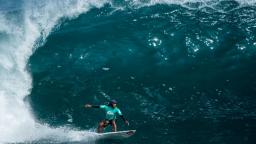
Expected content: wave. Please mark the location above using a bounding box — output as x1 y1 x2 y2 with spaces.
0 0 255 143
0 0 107 143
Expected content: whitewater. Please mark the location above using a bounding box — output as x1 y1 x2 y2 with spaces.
0 0 109 143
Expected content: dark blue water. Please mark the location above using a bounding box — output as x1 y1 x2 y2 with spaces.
1 0 256 143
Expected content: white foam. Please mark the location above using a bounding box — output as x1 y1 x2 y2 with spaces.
128 0 256 10
0 0 107 143
147 0 256 6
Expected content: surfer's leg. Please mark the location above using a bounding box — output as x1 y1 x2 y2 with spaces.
97 121 105 133
111 120 117 132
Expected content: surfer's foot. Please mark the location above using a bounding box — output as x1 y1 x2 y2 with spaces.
97 126 104 133
111 128 117 132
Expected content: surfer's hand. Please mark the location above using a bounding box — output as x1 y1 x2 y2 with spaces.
84 104 92 108
125 120 129 126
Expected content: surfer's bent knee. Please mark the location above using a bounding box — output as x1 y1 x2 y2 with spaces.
99 121 105 127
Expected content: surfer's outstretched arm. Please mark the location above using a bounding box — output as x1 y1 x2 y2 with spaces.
84 104 100 108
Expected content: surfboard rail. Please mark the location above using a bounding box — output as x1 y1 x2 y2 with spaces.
97 130 136 139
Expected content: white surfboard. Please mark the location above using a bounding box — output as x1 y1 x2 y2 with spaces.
97 130 136 140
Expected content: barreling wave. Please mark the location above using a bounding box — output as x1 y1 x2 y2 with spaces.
0 0 255 143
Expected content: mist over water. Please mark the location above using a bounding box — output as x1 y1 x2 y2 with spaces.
0 0 256 143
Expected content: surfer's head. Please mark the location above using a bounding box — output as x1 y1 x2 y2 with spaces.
109 99 117 107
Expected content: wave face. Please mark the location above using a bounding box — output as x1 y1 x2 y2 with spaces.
1 0 256 143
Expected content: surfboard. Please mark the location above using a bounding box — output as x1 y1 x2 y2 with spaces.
97 130 136 139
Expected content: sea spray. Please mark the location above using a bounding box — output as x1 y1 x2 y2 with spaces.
0 0 107 143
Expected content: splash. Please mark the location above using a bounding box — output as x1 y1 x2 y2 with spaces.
0 0 107 143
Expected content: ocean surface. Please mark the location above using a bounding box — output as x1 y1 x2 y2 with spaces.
0 0 256 143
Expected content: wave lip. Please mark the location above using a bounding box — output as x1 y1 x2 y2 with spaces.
0 0 106 143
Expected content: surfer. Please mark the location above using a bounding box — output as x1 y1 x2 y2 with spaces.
85 99 129 133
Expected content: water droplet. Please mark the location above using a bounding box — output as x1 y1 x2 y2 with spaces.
148 36 162 47
102 67 110 71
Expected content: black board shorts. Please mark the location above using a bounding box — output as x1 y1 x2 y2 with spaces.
103 119 115 127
